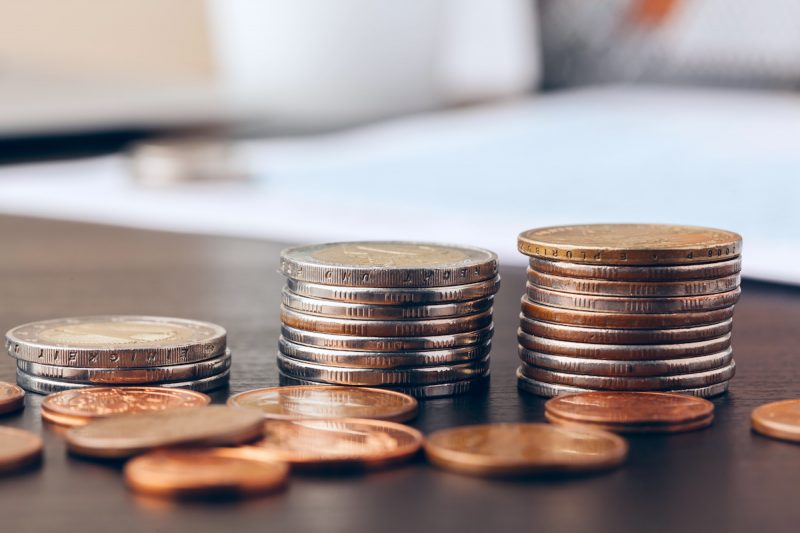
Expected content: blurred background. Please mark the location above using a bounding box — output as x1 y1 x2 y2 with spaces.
0 0 798 282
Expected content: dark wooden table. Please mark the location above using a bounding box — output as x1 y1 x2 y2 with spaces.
1 214 799 533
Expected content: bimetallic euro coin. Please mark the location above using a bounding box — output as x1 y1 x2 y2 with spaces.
528 256 742 281
0 382 25 415
0 427 43 474
16 368 230 395
751 400 800 443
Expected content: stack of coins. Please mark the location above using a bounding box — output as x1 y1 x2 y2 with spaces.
515 224 742 398
5 316 230 394
277 242 498 398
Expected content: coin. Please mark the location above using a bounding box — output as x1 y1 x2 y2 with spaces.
526 285 741 314
66 406 264 459
282 289 494 320
518 224 742 265
6 316 226 367
528 256 742 281
286 276 501 305
527 269 740 297
517 330 732 359
281 242 498 287
277 353 489 386
0 427 43 474
278 374 490 399
228 385 418 422
516 368 731 398
17 350 231 385
519 315 733 344
41 387 211 427
248 418 423 471
546 411 714 434
16 368 230 395
751 400 800 443
278 337 491 368
520 361 736 391
281 324 494 352
521 299 736 329
124 448 289 499
280 307 493 337
425 423 627 477
519 346 733 377
0 382 25 415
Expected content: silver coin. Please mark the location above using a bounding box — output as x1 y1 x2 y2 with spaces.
17 350 231 385
280 241 498 287
517 330 732 360
518 346 733 377
16 368 230 395
519 315 733 344
516 368 730 398
526 285 741 314
6 315 226 367
280 324 494 352
286 276 501 305
519 361 735 391
279 337 491 368
278 373 490 398
528 256 742 281
276 353 490 386
281 289 494 320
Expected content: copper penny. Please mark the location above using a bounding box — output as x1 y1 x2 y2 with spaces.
0 427 43 474
546 411 714 434
41 387 211 427
124 447 289 499
227 386 418 422
249 418 423 471
528 256 742 281
518 224 742 265
0 382 25 415
425 423 627 477
751 400 800 443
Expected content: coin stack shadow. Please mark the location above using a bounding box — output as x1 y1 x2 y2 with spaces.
515 225 742 398
276 242 499 398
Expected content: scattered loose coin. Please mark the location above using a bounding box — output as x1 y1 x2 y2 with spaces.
751 400 800 443
41 387 211 427
124 448 289 499
16 368 230 395
546 411 714 434
0 382 25 415
425 423 627 477
66 405 264 459
0 427 43 474
528 256 742 281
278 374 491 399
227 385 418 422
249 418 423 471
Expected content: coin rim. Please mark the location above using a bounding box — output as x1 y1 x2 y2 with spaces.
528 256 742 281
545 411 714 434
0 381 25 415
16 368 231 395
751 400 800 443
544 391 714 425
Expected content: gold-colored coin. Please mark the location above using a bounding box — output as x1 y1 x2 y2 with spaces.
66 406 264 459
0 381 25 415
0 427 43 474
124 447 289 499
41 387 211 427
425 423 627 477
248 418 423 471
751 400 800 443
518 224 741 265
227 386 418 422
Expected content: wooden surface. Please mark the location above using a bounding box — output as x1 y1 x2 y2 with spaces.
1 214 799 533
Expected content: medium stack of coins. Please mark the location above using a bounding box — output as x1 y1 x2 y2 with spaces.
515 224 742 398
277 242 498 398
5 316 230 394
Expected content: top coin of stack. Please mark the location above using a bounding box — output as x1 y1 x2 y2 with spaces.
5 316 230 394
277 242 499 398
515 224 742 398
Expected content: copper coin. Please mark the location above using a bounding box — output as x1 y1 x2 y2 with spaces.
751 400 800 443
517 330 732 360
66 406 264 459
41 387 211 427
124 447 289 499
528 256 742 281
0 382 25 415
518 224 742 265
249 418 423 471
278 374 490 399
521 299 735 329
425 423 627 477
0 427 43 474
227 386 418 422
545 411 714 434
519 315 733 344
527 269 740 297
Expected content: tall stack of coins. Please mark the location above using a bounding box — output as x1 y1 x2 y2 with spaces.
515 224 742 398
5 316 230 394
277 242 498 398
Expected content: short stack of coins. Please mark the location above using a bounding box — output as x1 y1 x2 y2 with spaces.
515 224 742 398
277 242 498 398
5 316 230 394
